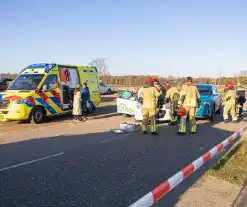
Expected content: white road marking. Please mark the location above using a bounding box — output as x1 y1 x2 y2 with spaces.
0 152 64 172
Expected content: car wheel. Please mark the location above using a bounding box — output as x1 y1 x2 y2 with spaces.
31 107 46 124
216 105 221 114
107 89 112 94
209 107 215 122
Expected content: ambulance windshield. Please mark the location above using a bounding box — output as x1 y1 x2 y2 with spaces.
8 74 45 90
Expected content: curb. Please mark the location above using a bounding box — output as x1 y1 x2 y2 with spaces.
232 177 247 207
129 124 247 207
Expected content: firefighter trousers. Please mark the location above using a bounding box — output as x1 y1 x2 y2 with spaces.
170 100 178 123
179 106 196 133
223 104 237 121
142 108 157 133
237 96 246 116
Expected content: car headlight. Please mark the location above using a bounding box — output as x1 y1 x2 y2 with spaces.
15 98 29 104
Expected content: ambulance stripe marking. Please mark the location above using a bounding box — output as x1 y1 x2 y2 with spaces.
50 97 61 108
35 98 56 114
25 102 35 107
49 90 61 103
3 95 16 100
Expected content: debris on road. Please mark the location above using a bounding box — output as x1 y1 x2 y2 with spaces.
120 122 140 132
111 129 125 134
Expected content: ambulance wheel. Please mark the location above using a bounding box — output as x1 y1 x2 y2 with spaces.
31 107 46 124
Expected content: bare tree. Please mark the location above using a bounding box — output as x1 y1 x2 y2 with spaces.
89 58 109 76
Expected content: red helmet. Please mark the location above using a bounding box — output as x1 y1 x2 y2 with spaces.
176 106 186 117
225 82 234 89
146 77 153 84
153 78 159 82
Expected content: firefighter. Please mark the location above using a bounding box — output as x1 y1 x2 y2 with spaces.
236 81 246 117
165 84 180 125
164 81 170 92
223 82 238 123
153 78 165 119
139 77 160 135
178 77 200 133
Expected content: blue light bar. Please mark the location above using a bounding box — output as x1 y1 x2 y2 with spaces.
21 63 56 73
44 63 56 73
27 63 49 69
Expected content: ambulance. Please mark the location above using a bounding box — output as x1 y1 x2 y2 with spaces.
0 63 101 123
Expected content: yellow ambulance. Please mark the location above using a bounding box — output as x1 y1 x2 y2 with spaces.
0 63 101 123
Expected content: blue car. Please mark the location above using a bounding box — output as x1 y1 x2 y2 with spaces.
195 84 222 121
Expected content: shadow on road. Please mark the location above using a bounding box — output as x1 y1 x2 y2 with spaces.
101 95 117 102
0 104 117 130
0 114 244 207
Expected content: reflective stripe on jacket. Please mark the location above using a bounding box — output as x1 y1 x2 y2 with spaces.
224 89 237 105
139 85 160 109
166 87 180 101
179 83 200 107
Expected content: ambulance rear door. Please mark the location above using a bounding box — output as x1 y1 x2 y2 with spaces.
79 68 100 106
58 65 80 110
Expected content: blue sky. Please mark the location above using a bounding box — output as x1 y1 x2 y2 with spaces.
1 0 247 77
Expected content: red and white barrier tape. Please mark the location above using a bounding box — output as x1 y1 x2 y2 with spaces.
129 124 247 207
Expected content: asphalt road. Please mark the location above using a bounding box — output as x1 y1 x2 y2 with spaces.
0 95 245 207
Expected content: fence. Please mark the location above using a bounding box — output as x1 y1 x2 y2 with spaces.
100 76 247 86
1 73 247 87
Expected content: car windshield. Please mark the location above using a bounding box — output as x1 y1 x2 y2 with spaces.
196 85 212 95
8 74 44 90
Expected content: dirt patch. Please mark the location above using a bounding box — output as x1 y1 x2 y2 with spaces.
206 137 247 186
176 176 241 207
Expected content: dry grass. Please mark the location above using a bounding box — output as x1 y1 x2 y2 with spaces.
206 137 247 185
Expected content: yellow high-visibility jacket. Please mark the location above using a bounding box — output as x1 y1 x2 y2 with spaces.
139 85 160 109
224 89 237 106
166 87 180 101
179 83 200 107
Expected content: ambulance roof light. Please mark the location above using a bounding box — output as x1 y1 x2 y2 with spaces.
20 63 56 73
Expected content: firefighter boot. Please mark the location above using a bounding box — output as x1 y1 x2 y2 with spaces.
150 116 158 135
169 116 178 125
142 115 149 134
178 116 187 134
189 116 197 133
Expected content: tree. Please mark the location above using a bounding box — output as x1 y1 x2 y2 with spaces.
89 58 110 76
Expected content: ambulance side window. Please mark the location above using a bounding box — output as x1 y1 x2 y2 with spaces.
41 74 58 92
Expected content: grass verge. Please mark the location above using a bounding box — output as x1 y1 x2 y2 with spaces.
206 137 247 185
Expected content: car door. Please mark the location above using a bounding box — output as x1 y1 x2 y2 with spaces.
212 86 220 111
39 74 62 115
